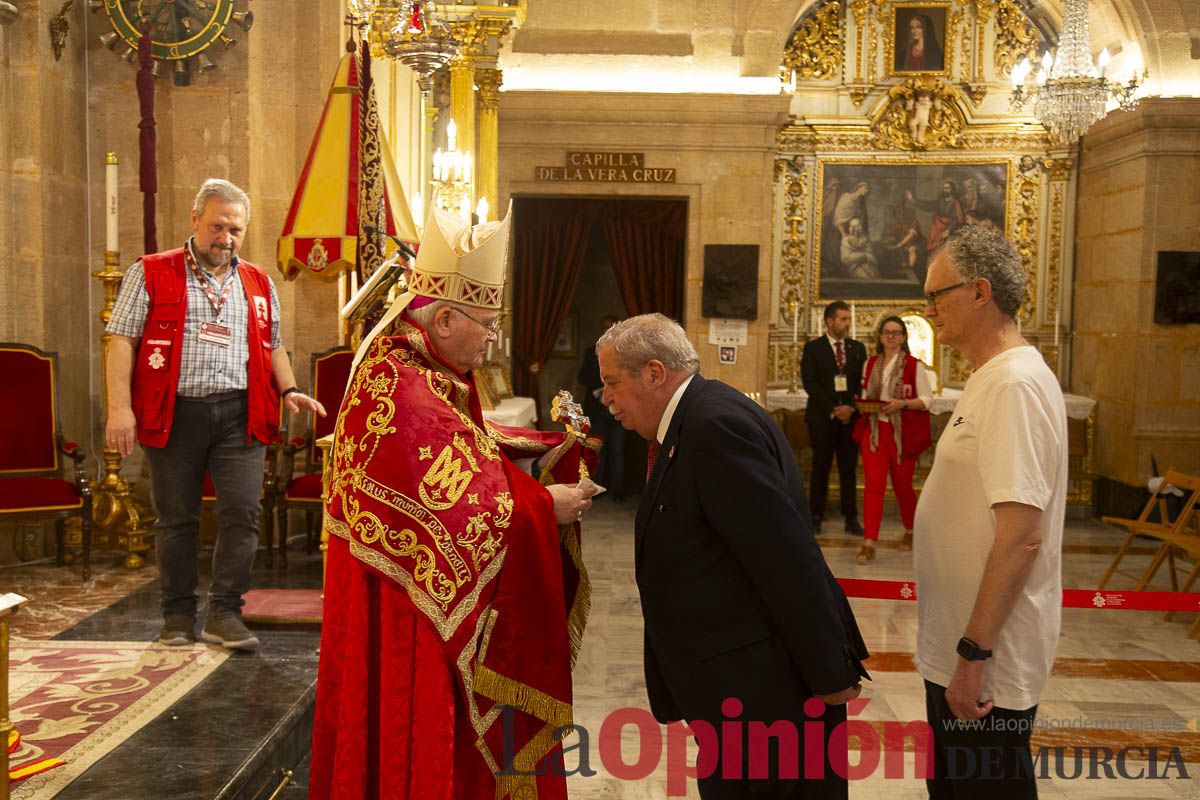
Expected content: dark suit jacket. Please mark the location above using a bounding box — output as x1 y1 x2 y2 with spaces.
801 335 868 425
576 344 608 422
635 375 869 725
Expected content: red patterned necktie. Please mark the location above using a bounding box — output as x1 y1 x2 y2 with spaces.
834 340 846 372
645 440 661 482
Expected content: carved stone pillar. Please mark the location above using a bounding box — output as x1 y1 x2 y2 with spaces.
475 68 502 216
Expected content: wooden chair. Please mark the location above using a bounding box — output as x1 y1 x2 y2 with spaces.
199 402 285 566
276 347 354 567
1150 512 1200 625
0 344 93 579
1097 469 1200 591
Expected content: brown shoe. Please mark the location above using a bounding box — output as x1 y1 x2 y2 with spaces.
855 543 875 564
899 532 913 551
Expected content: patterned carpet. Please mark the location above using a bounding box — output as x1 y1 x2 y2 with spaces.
8 640 229 799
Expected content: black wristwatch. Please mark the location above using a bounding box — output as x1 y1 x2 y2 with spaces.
956 636 992 661
281 387 301 399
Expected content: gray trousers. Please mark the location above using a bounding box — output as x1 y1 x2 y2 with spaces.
144 391 264 618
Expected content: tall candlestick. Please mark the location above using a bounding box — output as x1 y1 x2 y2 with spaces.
505 339 511 359
850 301 857 340
792 304 798 343
105 152 119 253
1054 309 1060 348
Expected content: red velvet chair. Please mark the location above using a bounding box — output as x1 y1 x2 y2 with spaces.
200 402 286 565
0 344 93 579
276 347 354 567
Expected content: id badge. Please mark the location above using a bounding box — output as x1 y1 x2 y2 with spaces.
834 374 849 392
198 321 232 348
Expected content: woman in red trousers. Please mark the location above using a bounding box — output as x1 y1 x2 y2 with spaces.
855 316 932 563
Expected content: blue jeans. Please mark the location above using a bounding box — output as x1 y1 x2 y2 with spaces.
144 391 265 618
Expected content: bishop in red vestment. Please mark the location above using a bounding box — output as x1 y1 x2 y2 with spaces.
310 202 597 800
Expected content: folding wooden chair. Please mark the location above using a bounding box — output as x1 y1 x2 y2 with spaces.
1150 514 1200 626
1097 469 1200 591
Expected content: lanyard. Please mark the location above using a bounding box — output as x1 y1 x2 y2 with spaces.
185 243 236 317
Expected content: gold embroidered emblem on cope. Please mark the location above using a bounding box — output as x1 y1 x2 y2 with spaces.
420 433 481 510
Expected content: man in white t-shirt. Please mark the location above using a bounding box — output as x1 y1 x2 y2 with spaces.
914 226 1067 799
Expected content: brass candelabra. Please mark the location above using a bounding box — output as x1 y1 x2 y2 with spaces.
90 248 155 568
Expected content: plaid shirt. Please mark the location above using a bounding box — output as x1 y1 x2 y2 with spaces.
106 239 284 398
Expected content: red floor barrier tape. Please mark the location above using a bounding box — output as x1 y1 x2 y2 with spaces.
837 578 1200 612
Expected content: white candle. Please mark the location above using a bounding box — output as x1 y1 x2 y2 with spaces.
1054 309 1060 348
505 339 511 358
792 305 798 344
487 342 493 362
105 153 119 252
850 302 857 340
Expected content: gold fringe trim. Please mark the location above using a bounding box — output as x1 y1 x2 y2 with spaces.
558 524 591 669
494 721 566 800
475 665 573 728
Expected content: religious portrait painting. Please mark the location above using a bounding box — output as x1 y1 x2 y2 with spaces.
815 160 1009 302
890 3 950 75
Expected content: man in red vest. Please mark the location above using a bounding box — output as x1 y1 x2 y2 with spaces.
104 178 325 651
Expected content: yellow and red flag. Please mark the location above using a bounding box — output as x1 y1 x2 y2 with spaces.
276 49 418 282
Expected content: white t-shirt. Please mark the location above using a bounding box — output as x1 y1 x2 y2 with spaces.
913 346 1067 710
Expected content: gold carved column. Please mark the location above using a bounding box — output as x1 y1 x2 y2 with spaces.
448 20 482 207
475 67 502 216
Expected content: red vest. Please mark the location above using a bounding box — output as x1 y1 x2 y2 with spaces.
132 248 280 448
863 353 933 459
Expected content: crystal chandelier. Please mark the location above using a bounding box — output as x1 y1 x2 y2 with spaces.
1009 0 1144 145
350 0 460 94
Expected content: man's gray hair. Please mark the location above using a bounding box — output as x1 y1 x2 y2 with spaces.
596 313 700 376
406 299 449 329
406 299 476 330
193 178 251 223
939 225 1025 317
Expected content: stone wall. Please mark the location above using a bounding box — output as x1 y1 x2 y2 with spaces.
498 90 791 410
1073 98 1200 488
0 1 90 447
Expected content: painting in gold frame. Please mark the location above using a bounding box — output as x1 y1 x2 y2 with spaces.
814 159 1010 304
887 3 952 77
479 364 514 401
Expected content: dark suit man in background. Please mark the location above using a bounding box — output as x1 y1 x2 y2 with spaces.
597 313 869 799
802 301 867 533
578 315 625 498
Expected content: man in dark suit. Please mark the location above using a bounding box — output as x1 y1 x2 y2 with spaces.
802 301 867 534
597 313 869 799
578 315 625 498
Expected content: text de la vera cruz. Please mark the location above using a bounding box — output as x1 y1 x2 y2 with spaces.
536 152 676 184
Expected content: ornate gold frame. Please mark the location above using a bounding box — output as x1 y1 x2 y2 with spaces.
886 2 954 78
782 1 844 81
812 157 1014 307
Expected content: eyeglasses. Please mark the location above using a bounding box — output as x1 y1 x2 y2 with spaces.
924 281 968 307
450 306 504 336
880 329 906 337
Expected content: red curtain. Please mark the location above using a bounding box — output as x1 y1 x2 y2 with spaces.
511 200 593 398
599 199 686 320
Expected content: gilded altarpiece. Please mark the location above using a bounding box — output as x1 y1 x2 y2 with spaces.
772 0 1075 392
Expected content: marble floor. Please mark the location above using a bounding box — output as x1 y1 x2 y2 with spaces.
1 545 323 800
4 501 1197 799
564 497 1200 799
